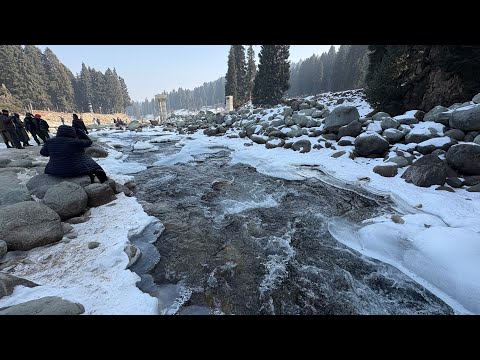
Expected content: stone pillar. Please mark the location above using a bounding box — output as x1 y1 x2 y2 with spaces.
225 96 233 112
155 94 168 123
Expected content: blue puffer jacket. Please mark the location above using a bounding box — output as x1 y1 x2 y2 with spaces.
40 125 103 177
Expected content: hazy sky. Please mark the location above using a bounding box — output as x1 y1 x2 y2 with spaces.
38 45 336 102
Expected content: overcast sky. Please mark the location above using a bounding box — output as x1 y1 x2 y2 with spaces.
38 45 337 102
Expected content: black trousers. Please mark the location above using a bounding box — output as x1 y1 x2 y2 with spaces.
29 130 41 145
88 170 108 183
6 129 22 148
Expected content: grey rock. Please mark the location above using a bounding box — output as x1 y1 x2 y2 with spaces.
203 127 219 136
424 106 449 122
373 164 398 177
446 144 480 175
0 202 63 251
124 244 141 269
391 214 405 224
88 242 100 249
298 108 315 117
388 156 409 168
372 112 390 120
0 189 33 205
84 183 117 208
26 174 91 193
291 140 311 153
0 296 85 315
306 119 320 128
270 119 285 127
127 120 141 131
268 130 287 139
250 135 268 144
466 183 480 192
473 93 480 104
449 105 480 131
238 131 246 138
0 240 6 258
322 134 338 141
417 137 457 155
324 106 360 133
265 139 285 149
331 151 346 158
444 129 465 141
354 133 390 157
380 117 400 130
85 146 108 158
62 223 74 235
401 154 449 187
338 120 362 138
299 103 310 110
311 110 324 118
42 182 88 220
464 131 480 142
446 177 464 188
313 144 323 150
8 159 33 168
0 273 38 299
383 129 406 144
338 138 354 146
463 175 480 186
474 135 480 145
0 159 11 167
292 114 308 127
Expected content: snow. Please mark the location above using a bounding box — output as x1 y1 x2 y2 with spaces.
0 194 160 315
328 214 480 314
394 110 418 120
366 121 382 133
132 141 158 151
410 121 445 136
444 103 479 114
266 138 283 146
417 136 452 147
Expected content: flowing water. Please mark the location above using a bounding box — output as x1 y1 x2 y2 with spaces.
106 131 453 315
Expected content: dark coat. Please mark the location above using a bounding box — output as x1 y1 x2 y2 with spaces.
72 118 88 137
1 114 16 131
12 116 29 143
40 125 103 177
24 115 38 132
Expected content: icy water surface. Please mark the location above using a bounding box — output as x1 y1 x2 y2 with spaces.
103 130 453 315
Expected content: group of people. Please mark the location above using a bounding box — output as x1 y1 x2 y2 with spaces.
0 110 49 149
0 110 108 183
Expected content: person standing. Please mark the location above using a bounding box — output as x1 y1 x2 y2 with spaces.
1 109 23 149
12 113 32 147
23 112 41 145
0 111 13 148
72 113 88 137
35 114 50 141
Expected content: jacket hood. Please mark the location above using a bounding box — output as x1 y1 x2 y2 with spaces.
56 125 77 138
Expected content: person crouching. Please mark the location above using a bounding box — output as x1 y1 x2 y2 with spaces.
40 125 108 183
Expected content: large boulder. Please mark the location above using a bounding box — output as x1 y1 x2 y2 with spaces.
423 105 449 122
26 174 91 194
42 182 88 220
85 145 108 158
446 144 480 175
0 296 85 315
449 105 480 132
380 117 400 130
354 132 390 157
401 154 449 187
474 135 480 145
0 273 38 299
405 122 444 144
372 112 390 120
0 189 32 206
324 106 360 133
127 120 141 131
383 129 405 144
292 114 308 127
473 93 480 104
338 120 362 138
84 183 117 207
0 202 63 250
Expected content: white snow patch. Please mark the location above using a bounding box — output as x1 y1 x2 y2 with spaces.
410 122 444 136
417 136 452 147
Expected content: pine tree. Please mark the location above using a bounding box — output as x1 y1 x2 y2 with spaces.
78 63 93 112
118 76 131 110
42 47 75 112
225 46 237 105
246 45 256 102
233 45 247 107
252 45 290 106
23 45 52 109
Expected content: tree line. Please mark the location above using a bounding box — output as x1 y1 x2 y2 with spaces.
0 45 131 114
287 45 369 97
126 77 225 117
